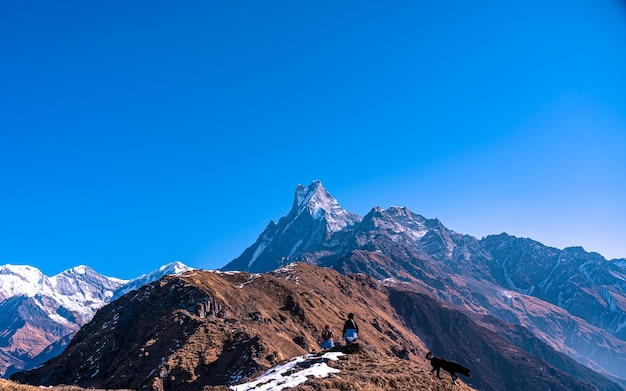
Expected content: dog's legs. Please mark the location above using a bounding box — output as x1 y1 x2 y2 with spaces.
451 373 458 384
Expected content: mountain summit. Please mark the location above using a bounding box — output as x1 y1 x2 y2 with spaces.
292 180 361 233
223 181 361 272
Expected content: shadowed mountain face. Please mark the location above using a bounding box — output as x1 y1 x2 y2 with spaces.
11 264 615 391
388 288 621 391
481 234 626 340
221 181 626 384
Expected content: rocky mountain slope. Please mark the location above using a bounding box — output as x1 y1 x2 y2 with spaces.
481 233 626 340
221 181 626 385
12 264 618 391
0 261 191 377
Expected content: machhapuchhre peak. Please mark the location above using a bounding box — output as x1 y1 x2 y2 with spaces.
3 181 626 391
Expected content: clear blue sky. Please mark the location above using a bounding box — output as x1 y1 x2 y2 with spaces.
2 1 625 279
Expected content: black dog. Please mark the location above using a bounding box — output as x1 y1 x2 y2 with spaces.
426 351 471 384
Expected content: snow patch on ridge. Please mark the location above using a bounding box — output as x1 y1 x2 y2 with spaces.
250 241 269 268
230 351 343 391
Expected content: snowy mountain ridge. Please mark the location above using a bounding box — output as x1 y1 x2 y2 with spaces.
0 264 126 325
0 261 193 377
112 261 193 300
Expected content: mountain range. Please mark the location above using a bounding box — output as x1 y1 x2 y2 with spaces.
11 264 618 391
221 180 626 386
0 261 192 377
4 180 626 390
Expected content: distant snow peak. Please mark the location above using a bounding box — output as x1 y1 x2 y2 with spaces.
0 264 45 283
0 264 48 299
111 261 194 300
158 261 191 275
293 180 361 232
295 180 323 209
0 261 195 376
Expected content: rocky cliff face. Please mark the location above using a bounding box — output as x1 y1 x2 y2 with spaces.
222 181 626 384
12 264 613 391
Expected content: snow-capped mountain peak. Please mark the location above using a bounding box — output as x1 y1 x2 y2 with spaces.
291 180 361 232
111 261 193 300
222 181 364 272
294 180 323 209
363 206 431 242
0 264 48 299
157 260 191 275
47 265 128 323
0 261 193 376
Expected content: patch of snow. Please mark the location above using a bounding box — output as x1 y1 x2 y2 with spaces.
249 241 269 268
230 352 343 391
288 239 303 258
502 258 520 292
214 270 245 275
609 270 626 281
48 313 76 327
238 274 261 289
498 290 514 306
579 260 595 281
73 266 87 275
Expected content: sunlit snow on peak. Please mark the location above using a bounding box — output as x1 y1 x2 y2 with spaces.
293 181 361 232
73 265 87 274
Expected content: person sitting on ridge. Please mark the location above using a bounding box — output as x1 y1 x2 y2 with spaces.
320 324 334 349
342 313 359 344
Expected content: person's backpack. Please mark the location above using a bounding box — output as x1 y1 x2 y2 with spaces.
322 329 332 340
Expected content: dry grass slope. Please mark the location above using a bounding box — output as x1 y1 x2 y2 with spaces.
289 345 477 391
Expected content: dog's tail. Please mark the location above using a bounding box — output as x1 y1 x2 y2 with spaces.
425 351 433 360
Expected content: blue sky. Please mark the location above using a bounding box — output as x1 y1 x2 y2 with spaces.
1 1 625 279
